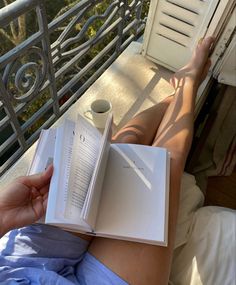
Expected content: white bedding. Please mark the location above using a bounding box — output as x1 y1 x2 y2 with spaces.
170 173 236 285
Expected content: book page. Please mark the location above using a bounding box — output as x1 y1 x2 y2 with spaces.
95 144 170 245
64 115 102 222
46 120 76 222
82 113 113 229
28 128 56 175
28 128 56 224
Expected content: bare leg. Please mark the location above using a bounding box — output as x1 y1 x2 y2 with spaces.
89 37 214 285
112 96 173 145
153 37 213 170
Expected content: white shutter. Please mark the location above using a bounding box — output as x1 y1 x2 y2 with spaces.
142 0 221 71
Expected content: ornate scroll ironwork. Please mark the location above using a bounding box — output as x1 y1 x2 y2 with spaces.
0 0 147 176
3 47 48 103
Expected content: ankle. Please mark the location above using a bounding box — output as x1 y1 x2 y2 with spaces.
172 71 200 91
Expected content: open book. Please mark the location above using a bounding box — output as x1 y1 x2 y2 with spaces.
29 114 170 246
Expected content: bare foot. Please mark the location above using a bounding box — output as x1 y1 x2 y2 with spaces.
170 37 215 90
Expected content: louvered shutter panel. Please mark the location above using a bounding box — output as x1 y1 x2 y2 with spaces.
142 0 220 71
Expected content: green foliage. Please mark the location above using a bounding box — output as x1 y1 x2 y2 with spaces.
1 0 150 134
19 91 51 133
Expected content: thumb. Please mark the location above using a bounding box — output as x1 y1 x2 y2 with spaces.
20 164 54 189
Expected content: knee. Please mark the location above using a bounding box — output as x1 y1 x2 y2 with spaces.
112 128 144 144
112 133 141 144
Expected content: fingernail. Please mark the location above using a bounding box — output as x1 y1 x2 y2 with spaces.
44 164 53 177
46 164 53 171
198 38 203 45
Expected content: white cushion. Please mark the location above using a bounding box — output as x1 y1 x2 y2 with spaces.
171 206 236 285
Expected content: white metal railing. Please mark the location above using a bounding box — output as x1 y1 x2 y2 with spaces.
0 0 147 176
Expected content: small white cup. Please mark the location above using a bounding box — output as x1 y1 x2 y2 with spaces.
84 99 112 128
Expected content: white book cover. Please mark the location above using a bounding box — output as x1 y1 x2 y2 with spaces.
29 115 170 245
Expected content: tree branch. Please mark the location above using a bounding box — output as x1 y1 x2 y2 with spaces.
9 21 17 39
2 0 26 45
18 15 26 42
0 28 16 45
3 0 18 43
3 0 10 6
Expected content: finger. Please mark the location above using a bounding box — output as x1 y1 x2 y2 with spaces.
39 184 50 196
43 192 48 201
32 196 44 220
31 187 41 199
19 164 54 189
43 197 48 212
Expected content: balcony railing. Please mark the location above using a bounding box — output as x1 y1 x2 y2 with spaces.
0 0 147 176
